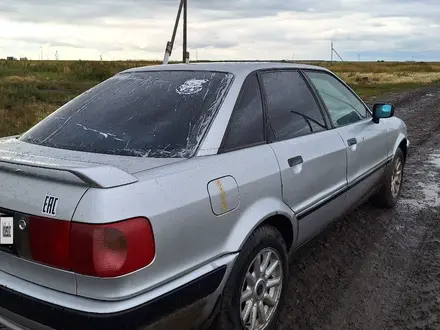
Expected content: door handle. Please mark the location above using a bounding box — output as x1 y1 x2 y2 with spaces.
347 138 357 146
288 156 303 167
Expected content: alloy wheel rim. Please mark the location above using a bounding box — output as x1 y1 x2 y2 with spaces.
391 158 403 198
240 247 283 330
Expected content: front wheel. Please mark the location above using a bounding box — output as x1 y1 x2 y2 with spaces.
213 226 289 330
372 147 405 208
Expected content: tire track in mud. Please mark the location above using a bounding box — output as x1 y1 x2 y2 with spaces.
386 149 440 330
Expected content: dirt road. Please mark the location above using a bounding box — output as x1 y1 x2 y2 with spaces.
2 86 440 330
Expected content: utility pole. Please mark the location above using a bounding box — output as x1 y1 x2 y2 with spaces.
330 41 344 62
330 41 333 62
183 0 188 63
162 0 189 64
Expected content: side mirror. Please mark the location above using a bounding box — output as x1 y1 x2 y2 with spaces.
372 103 394 124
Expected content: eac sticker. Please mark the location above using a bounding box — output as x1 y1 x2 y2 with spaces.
42 195 59 216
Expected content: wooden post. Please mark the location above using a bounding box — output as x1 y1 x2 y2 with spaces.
183 0 188 63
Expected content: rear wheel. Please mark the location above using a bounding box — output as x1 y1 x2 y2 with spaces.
213 226 288 330
372 147 405 208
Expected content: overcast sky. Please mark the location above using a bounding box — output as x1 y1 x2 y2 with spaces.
1 0 439 61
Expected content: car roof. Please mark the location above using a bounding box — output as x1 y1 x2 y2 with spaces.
121 61 330 75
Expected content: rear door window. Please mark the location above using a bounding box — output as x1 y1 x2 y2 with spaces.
260 70 327 142
19 71 233 158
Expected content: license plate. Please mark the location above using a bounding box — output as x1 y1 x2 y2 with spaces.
0 215 13 245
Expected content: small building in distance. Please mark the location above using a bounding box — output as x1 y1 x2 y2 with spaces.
6 56 16 60
20 57 28 61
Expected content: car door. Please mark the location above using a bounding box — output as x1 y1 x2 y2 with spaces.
259 70 348 245
303 70 389 208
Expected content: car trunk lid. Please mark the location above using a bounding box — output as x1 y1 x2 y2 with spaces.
0 137 183 295
0 136 185 176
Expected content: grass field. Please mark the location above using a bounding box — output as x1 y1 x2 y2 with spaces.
1 59 439 137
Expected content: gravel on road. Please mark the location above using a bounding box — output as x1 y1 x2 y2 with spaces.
2 85 440 330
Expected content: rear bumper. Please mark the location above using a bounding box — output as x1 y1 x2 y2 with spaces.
0 266 227 330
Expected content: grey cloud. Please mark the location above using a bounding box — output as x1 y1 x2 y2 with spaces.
190 40 238 49
0 36 85 48
129 44 166 53
2 0 439 29
1 0 343 24
2 0 440 60
3 0 439 27
0 35 128 52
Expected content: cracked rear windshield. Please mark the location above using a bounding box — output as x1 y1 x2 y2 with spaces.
19 70 233 158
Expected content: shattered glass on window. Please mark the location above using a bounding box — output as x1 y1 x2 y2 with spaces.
19 70 233 158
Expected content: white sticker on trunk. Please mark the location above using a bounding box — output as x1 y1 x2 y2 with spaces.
176 79 209 95
0 216 13 245
42 195 59 216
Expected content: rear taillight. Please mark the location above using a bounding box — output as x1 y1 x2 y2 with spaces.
27 216 155 278
70 218 155 277
28 216 71 270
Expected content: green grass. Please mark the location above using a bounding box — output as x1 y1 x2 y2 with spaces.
351 83 425 98
1 59 439 137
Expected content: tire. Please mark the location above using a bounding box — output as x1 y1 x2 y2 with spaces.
371 147 405 209
213 226 289 330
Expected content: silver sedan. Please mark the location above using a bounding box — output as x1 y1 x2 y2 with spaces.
0 62 408 330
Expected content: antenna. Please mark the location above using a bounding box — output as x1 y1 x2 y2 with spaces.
40 46 43 61
330 41 344 62
162 0 188 64
55 50 59 60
